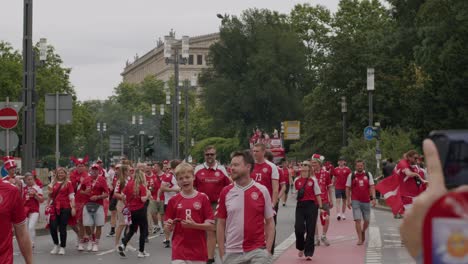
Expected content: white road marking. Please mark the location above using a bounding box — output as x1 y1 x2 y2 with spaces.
273 232 296 260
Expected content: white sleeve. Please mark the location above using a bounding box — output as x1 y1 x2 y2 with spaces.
267 161 280 180
312 178 321 195
345 173 353 187
194 164 204 175
368 172 374 185
171 175 177 186
218 165 229 178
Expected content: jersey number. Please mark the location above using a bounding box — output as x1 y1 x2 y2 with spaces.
255 173 262 182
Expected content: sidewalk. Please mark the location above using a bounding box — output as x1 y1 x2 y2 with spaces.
275 209 366 263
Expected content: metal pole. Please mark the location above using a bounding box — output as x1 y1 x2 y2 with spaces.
22 0 35 172
140 132 145 162
120 135 124 157
5 97 10 155
55 92 59 169
184 84 189 161
155 113 160 161
368 91 373 127
173 49 180 159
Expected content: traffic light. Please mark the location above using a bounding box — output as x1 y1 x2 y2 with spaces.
144 136 155 157
129 135 137 147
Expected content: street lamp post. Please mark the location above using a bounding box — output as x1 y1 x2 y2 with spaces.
97 122 106 162
367 68 374 126
164 33 190 159
152 104 165 160
182 76 197 161
341 96 347 147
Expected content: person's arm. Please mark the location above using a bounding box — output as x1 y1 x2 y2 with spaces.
265 217 275 253
403 168 420 178
272 180 279 206
328 186 334 208
370 185 376 207
181 217 215 231
278 183 286 200
346 187 352 209
217 218 226 259
34 192 45 203
140 186 148 203
14 223 32 264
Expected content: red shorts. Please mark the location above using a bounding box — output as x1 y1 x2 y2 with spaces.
75 202 84 224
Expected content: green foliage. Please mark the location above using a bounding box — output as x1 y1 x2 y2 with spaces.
340 128 417 175
191 137 241 164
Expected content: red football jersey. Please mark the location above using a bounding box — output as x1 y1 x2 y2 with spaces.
50 181 75 209
123 180 147 211
165 191 214 261
146 174 160 200
82 176 109 205
23 185 43 214
34 178 43 188
395 159 420 198
278 166 288 185
161 172 178 204
71 170 90 204
346 171 374 203
0 181 27 264
250 161 279 199
216 181 275 253
294 177 321 202
194 163 231 203
314 170 332 204
333 166 352 190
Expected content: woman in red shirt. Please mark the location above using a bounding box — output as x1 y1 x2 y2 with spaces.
118 169 150 258
23 172 45 248
294 161 324 261
47 167 76 255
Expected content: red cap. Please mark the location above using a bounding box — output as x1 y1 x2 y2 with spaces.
91 164 100 170
163 160 169 165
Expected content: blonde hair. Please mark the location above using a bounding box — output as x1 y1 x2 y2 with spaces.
55 167 69 181
175 162 194 179
133 168 147 196
118 165 129 190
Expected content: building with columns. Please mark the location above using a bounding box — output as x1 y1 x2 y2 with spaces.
121 33 219 85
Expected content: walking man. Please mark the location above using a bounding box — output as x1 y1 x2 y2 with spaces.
217 150 275 264
332 157 351 220
346 160 376 245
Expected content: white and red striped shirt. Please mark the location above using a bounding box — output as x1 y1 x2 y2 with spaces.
216 180 275 253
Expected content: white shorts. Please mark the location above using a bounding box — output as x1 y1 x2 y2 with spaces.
172 260 205 264
83 204 105 226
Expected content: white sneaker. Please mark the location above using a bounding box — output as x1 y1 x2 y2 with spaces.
50 245 59 255
86 241 93 251
77 243 84 251
58 247 65 255
92 243 99 252
137 251 150 258
342 214 346 220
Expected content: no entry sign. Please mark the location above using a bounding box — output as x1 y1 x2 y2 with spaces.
0 107 19 129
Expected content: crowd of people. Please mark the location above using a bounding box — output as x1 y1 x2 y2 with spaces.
0 141 451 264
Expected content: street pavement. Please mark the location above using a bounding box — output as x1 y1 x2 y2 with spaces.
13 190 414 264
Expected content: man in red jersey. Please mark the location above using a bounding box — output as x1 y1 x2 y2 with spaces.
310 154 333 246
217 150 275 264
144 164 159 240
70 156 90 251
165 162 215 264
332 156 352 221
280 159 291 207
160 160 181 248
194 145 231 264
0 180 33 264
395 150 425 214
153 162 166 234
251 143 279 203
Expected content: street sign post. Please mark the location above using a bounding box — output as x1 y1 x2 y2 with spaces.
109 135 124 156
364 126 374 141
0 98 23 155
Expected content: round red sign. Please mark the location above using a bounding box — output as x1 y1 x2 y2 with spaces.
0 107 19 129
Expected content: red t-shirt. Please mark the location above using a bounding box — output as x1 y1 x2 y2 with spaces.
23 185 43 214
282 167 290 184
165 191 214 261
250 161 279 199
216 181 275 253
278 166 288 185
83 176 109 205
315 170 332 204
34 178 43 188
161 172 178 204
294 177 321 202
346 171 374 203
194 163 231 203
71 170 90 204
123 180 147 211
51 181 75 209
333 166 352 190
0 181 27 264
146 174 160 200
156 173 165 201
395 159 420 198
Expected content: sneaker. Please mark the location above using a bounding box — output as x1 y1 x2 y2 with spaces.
321 236 330 246
306 256 312 261
207 258 215 264
152 226 161 234
50 245 59 255
137 251 150 258
282 203 286 207
314 238 320 246
117 244 126 257
342 214 346 220
145 238 149 243
159 229 164 235
58 247 65 255
77 242 84 251
163 240 170 248
298 250 304 257
107 230 115 237
337 213 341 221
92 243 99 252
86 241 93 251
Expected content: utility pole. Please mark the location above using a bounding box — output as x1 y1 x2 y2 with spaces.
22 0 36 172
341 96 347 147
367 68 374 127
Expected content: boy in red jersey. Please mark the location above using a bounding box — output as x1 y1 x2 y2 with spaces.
165 162 215 264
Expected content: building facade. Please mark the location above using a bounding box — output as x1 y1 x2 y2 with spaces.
121 33 219 85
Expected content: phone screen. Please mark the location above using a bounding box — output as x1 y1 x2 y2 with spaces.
430 130 468 189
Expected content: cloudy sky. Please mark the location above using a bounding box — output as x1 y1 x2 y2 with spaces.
1 0 339 101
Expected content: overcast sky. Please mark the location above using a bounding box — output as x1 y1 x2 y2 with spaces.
1 0 339 101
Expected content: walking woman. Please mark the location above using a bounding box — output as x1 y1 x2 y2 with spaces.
23 172 45 248
118 168 150 258
48 167 76 255
112 164 131 250
294 160 324 261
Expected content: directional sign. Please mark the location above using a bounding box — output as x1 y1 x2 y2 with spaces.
0 130 19 152
0 107 19 129
364 126 374 140
283 121 301 140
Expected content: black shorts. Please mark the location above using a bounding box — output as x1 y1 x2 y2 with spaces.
109 198 118 211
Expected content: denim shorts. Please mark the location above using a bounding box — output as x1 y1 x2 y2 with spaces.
351 200 370 222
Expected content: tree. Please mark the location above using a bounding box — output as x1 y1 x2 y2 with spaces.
191 137 240 164
200 9 309 146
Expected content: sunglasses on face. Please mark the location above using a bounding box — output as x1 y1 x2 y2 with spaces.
301 164 309 167
205 153 215 156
